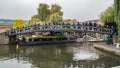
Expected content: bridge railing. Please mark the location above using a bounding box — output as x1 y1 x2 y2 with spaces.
5 25 113 36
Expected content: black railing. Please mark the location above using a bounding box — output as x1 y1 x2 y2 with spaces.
5 25 113 36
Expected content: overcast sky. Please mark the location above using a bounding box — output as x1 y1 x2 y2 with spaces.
0 0 113 21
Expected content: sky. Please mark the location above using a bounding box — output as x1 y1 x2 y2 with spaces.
0 0 114 21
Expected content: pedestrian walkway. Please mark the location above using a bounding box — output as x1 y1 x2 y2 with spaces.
111 66 120 68
94 43 120 56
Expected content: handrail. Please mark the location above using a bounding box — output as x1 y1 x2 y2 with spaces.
5 25 113 36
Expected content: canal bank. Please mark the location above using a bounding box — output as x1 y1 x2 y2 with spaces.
0 24 12 33
0 24 12 45
0 33 9 45
94 43 120 56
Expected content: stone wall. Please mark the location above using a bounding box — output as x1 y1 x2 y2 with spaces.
0 33 9 45
0 26 11 33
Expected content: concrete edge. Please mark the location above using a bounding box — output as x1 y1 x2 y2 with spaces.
94 44 120 56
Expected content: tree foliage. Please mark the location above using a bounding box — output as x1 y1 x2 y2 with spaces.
37 3 50 21
114 0 120 42
114 0 120 25
29 3 63 25
100 6 115 24
48 4 63 23
64 19 77 25
48 13 63 23
50 4 62 14
100 0 120 42
13 19 25 29
29 15 39 25
114 0 120 22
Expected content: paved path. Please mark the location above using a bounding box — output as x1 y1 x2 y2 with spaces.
111 66 120 68
94 43 120 56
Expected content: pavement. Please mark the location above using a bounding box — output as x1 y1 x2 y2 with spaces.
111 66 120 68
94 43 120 56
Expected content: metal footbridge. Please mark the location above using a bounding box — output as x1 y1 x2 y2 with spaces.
5 25 113 36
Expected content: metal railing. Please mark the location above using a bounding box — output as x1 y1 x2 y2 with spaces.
5 25 113 36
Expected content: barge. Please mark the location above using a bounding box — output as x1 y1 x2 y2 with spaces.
18 31 76 45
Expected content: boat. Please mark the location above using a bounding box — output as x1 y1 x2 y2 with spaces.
17 31 76 45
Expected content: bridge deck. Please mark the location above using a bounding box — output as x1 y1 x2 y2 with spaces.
5 25 113 36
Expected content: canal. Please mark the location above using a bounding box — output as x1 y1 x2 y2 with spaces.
0 42 120 68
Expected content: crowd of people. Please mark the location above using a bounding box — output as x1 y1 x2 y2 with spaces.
30 21 102 27
6 21 114 36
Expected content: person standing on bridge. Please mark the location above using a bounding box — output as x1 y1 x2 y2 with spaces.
93 22 97 31
89 22 92 30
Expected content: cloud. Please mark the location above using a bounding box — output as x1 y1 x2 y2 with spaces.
0 0 113 21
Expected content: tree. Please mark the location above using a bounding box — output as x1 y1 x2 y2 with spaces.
48 13 63 23
37 3 50 22
114 0 120 42
13 19 25 29
29 15 40 25
50 4 62 14
100 6 115 25
29 3 50 25
48 4 63 23
100 6 117 28
64 19 77 25
29 3 63 25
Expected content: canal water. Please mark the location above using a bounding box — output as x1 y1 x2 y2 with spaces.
0 42 120 68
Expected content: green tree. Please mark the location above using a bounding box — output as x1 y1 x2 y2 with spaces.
29 15 39 25
100 6 115 24
37 3 50 22
29 3 63 25
64 19 77 25
48 4 63 23
48 13 63 23
13 19 26 29
114 0 120 42
50 4 62 14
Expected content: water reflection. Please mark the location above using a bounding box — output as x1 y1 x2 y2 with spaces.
0 42 120 68
73 43 99 61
